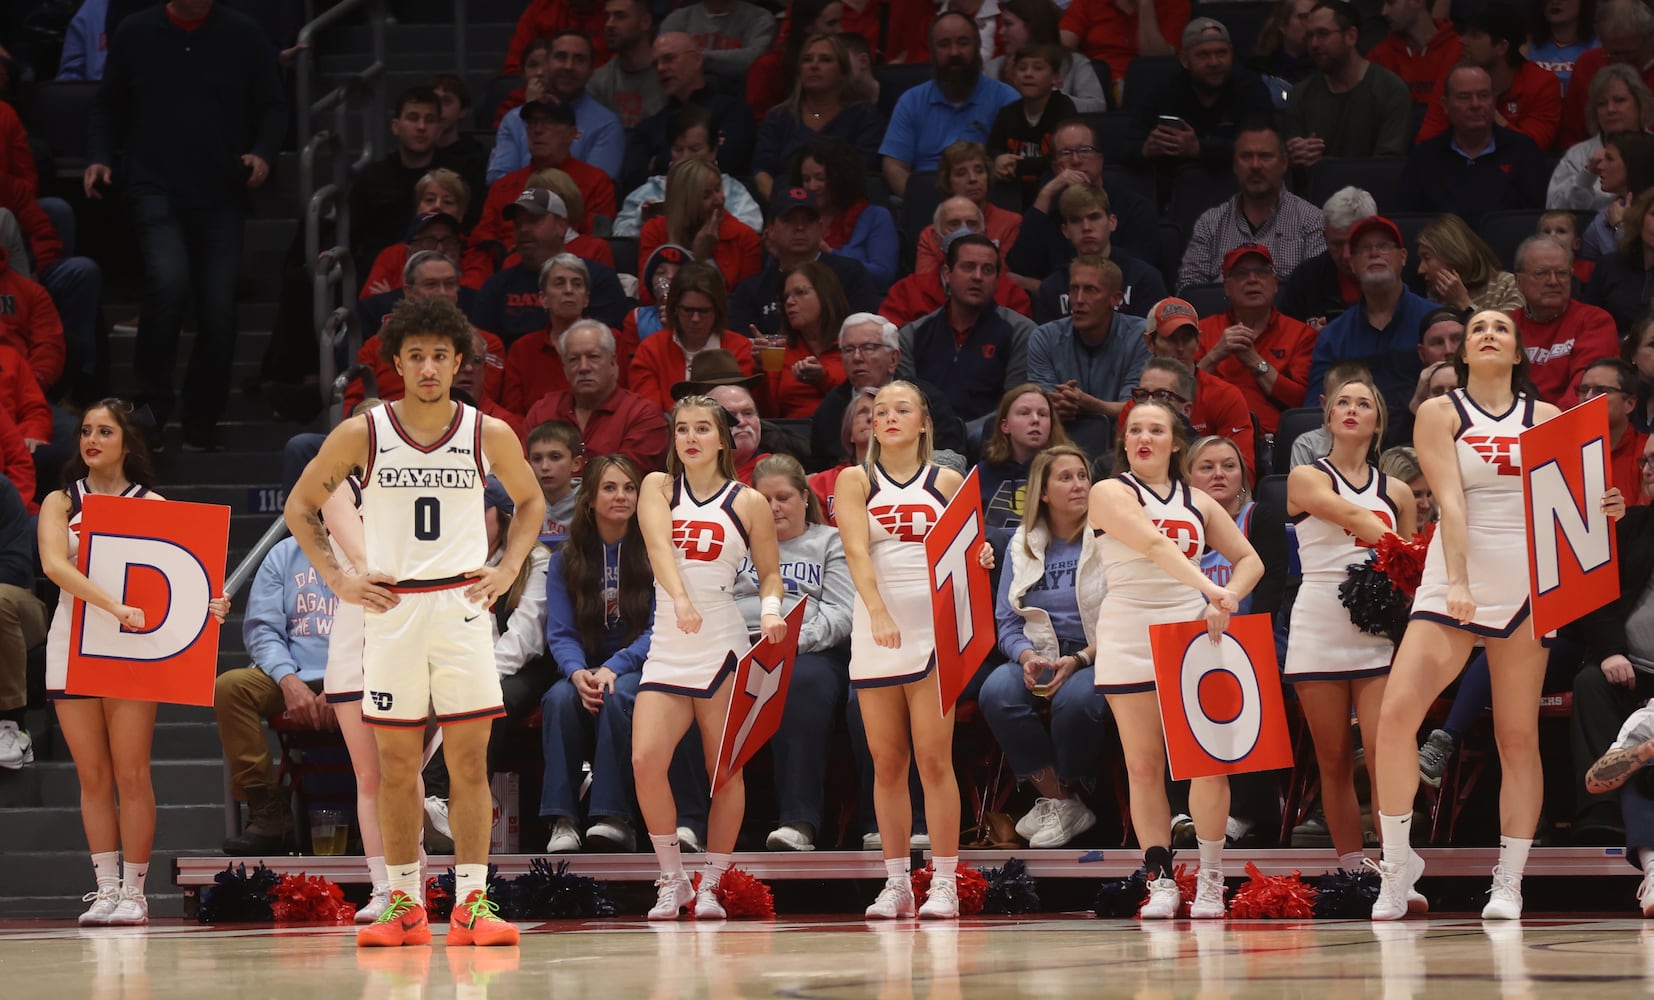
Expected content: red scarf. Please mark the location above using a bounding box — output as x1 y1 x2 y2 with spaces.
823 199 868 251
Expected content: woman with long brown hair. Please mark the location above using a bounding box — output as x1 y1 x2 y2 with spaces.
629 263 760 412
639 158 762 291
770 261 851 418
752 32 883 201
1416 215 1524 315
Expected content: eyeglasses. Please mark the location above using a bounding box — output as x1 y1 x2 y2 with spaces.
1131 387 1188 405
1052 145 1099 160
840 342 890 357
1524 268 1572 283
1579 383 1632 399
1638 455 1654 469
1228 265 1274 279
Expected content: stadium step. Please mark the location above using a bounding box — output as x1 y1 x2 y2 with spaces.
2 851 197 918
0 804 226 854
320 22 516 59
0 758 226 808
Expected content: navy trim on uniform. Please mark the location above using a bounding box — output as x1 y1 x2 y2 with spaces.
1375 470 1400 525
1290 509 1313 525
921 465 948 507
875 460 924 490
385 400 466 453
362 413 379 483
721 484 750 548
850 653 937 690
47 689 96 701
68 479 84 519
1313 459 1341 494
1410 600 1532 638
1178 482 1205 527
387 574 471 592
1462 387 1522 424
363 715 429 729
1117 472 1146 505
1286 666 1392 683
1448 389 1474 441
325 691 364 704
638 651 739 698
472 410 486 478
1096 680 1157 694
437 704 506 724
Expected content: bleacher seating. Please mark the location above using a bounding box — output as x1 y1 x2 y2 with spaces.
1306 158 1407 215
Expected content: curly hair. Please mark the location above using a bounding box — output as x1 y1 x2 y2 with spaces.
378 295 473 367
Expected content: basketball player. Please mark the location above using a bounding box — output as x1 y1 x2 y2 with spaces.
1371 309 1623 921
285 297 545 947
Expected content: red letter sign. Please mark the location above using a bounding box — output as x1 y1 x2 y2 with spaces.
925 468 995 716
1523 394 1618 637
712 600 807 795
68 494 230 705
1150 613 1293 780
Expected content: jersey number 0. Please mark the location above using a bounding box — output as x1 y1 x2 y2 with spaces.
414 497 441 540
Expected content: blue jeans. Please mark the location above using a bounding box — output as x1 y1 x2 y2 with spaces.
130 194 243 429
40 256 102 378
846 686 925 837
770 649 848 830
539 670 709 839
978 661 1112 783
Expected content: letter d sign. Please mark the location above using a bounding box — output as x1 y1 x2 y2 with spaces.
925 469 996 716
67 495 230 706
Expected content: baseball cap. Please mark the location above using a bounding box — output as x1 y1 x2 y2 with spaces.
1182 17 1231 49
404 211 462 241
770 186 820 218
519 97 577 127
1222 242 1274 276
483 475 515 514
1348 215 1403 249
1144 297 1201 338
502 187 568 221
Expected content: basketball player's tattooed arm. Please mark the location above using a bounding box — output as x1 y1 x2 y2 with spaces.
1586 738 1654 794
284 417 396 610
467 417 547 604
639 471 702 634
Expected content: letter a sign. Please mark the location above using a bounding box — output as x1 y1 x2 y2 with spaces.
1150 614 1293 780
1522 394 1618 637
713 600 807 795
68 495 230 705
925 468 995 716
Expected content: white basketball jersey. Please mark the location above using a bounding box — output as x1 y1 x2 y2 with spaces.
1294 460 1398 581
1097 473 1206 590
1448 388 1535 528
661 476 750 598
360 402 490 583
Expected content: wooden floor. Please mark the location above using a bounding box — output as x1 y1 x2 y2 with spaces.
7 915 1654 998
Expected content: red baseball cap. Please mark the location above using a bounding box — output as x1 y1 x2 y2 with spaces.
1348 215 1403 249
1222 242 1274 276
1144 297 1201 338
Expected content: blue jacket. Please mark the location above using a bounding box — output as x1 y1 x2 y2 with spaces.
543 547 653 678
58 0 109 80
1306 288 1439 427
486 93 626 183
242 538 336 686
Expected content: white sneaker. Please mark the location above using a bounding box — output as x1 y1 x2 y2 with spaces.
105 887 148 926
694 882 727 920
1190 868 1226 919
1225 816 1254 843
1140 877 1181 919
919 877 959 920
910 832 930 850
648 873 694 920
1015 799 1056 841
1368 853 1425 921
862 832 882 850
355 882 392 923
585 817 636 852
79 885 120 926
1481 865 1523 920
865 876 917 919
1029 797 1096 849
546 817 582 853
766 823 815 851
0 720 32 769
423 795 452 848
677 827 703 853
1637 868 1654 917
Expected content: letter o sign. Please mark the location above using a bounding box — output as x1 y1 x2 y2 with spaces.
1176 633 1263 764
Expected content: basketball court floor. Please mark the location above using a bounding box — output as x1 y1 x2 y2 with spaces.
4 915 1653 998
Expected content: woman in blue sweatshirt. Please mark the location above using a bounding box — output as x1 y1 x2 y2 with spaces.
976 384 1072 533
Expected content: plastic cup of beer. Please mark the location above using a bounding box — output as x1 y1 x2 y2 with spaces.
309 809 348 856
1031 662 1058 699
761 335 787 373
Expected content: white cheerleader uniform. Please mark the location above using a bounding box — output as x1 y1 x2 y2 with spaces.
1285 459 1400 682
322 477 366 704
45 479 153 699
850 463 948 689
1411 388 1539 636
1093 473 1208 694
640 475 751 697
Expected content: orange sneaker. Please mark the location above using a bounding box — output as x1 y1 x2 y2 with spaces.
356 890 432 947
448 889 519 947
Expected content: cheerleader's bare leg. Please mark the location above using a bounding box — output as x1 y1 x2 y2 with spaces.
1480 631 1549 918
1106 692 1173 851
695 672 746 859
857 685 916 860
1298 680 1364 859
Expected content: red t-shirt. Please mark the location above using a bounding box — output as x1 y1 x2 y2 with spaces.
764 340 847 419
1510 300 1620 407
628 332 759 413
1059 0 1192 81
1610 424 1649 503
1415 60 1563 152
474 159 616 250
1194 311 1318 434
1367 21 1463 106
639 215 763 292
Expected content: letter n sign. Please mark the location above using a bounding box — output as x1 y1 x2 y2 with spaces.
926 468 996 716
1522 394 1619 637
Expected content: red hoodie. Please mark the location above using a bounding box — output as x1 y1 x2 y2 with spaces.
0 342 52 443
0 102 38 197
0 246 64 388
0 405 34 515
877 271 1032 329
0 174 63 271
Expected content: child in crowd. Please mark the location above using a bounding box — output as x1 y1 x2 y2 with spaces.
526 420 583 543
1538 210 1593 284
988 44 1079 210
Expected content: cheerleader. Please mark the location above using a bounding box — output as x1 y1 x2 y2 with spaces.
1089 398 1262 919
40 400 230 925
836 380 994 920
1285 374 1416 872
634 395 787 920
1371 309 1624 921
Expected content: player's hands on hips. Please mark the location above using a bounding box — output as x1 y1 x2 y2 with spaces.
1604 487 1627 521
977 541 995 569
463 565 513 607
760 612 787 645
1446 582 1476 625
1202 601 1231 643
113 604 145 630
1602 654 1636 688
870 607 901 648
208 595 231 623
334 571 399 612
672 593 702 634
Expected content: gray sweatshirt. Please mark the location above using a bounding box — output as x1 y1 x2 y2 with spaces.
660 1 777 79
733 522 854 654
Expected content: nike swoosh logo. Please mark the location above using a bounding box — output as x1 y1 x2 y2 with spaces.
379 446 395 453
464 614 480 623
